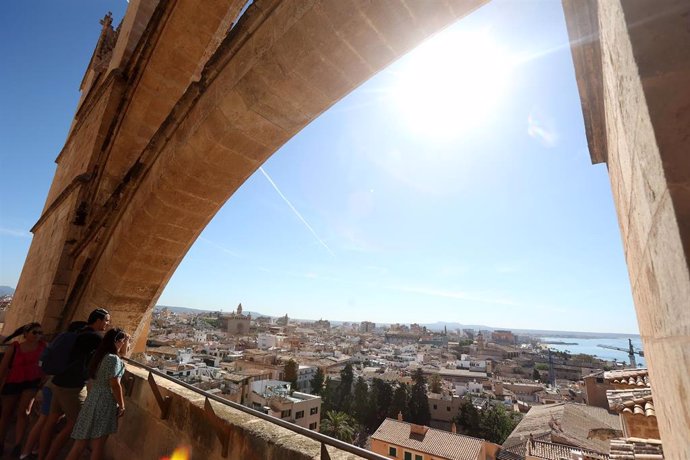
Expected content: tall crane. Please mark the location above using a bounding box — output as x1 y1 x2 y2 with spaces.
597 339 644 368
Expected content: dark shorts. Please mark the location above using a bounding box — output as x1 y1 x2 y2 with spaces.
1 379 41 396
41 386 53 415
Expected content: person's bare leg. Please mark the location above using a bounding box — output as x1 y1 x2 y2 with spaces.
65 439 87 460
38 412 61 460
44 418 75 460
14 390 35 448
0 395 19 450
89 436 108 460
21 413 46 457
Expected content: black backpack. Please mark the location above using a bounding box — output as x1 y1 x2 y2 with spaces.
39 331 79 375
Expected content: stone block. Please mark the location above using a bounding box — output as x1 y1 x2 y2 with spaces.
358 0 423 55
316 1 395 71
234 71 310 132
302 5 374 83
643 191 690 338
250 55 331 122
641 337 690 457
627 160 662 256
293 48 354 102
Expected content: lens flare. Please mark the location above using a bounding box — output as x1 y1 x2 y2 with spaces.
160 446 190 460
527 111 558 148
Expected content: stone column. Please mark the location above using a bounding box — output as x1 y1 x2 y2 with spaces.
580 1 690 458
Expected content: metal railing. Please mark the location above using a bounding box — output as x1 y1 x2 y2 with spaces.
122 358 390 460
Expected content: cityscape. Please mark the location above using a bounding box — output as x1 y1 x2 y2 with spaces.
0 288 662 458
135 301 654 458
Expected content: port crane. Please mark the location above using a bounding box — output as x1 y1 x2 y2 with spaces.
597 339 644 368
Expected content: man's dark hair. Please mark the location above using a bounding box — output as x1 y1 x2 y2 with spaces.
87 308 109 325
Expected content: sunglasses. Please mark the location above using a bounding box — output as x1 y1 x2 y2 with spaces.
30 330 43 335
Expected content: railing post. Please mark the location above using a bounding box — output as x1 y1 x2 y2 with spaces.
147 372 172 419
123 372 135 397
321 442 331 460
204 397 231 458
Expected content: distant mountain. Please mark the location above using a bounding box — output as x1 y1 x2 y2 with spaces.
0 286 15 296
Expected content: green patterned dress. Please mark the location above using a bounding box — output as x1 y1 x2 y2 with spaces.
71 354 125 439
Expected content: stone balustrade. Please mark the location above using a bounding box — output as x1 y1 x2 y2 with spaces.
105 362 375 460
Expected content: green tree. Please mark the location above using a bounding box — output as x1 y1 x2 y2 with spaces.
366 379 393 432
388 383 410 420
322 377 339 413
311 367 325 395
532 368 541 381
320 411 357 443
455 397 481 437
408 369 431 426
478 404 518 444
338 364 354 412
429 373 442 393
366 381 380 432
352 377 370 427
373 379 393 417
284 359 298 390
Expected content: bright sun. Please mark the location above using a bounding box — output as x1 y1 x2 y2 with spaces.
393 29 513 140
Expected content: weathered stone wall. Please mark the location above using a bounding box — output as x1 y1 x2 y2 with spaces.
94 0 236 207
598 1 690 458
4 193 78 333
106 0 159 76
108 364 363 460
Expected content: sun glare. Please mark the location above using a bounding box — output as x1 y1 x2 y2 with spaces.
393 29 513 140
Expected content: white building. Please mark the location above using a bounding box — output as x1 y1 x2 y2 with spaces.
296 365 317 393
247 380 322 431
455 380 484 396
257 333 286 350
194 331 207 342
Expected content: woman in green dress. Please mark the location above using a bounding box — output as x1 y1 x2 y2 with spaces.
66 328 130 460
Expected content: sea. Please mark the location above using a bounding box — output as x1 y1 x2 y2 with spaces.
540 336 646 367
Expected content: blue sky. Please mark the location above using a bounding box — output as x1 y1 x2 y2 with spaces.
0 1 639 333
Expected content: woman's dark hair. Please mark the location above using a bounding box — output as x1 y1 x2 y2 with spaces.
3 322 41 344
88 328 126 379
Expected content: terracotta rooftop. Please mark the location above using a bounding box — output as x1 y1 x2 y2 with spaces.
528 439 609 460
371 418 484 460
609 438 664 459
496 450 523 460
502 402 622 454
606 389 655 417
603 369 650 388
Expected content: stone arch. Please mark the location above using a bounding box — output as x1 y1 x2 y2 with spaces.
5 0 488 338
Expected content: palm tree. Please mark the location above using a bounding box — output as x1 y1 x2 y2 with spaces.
320 411 356 443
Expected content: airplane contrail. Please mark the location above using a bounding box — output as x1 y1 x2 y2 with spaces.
259 167 335 257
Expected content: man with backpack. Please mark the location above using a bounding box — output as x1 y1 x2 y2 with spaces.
38 308 110 460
